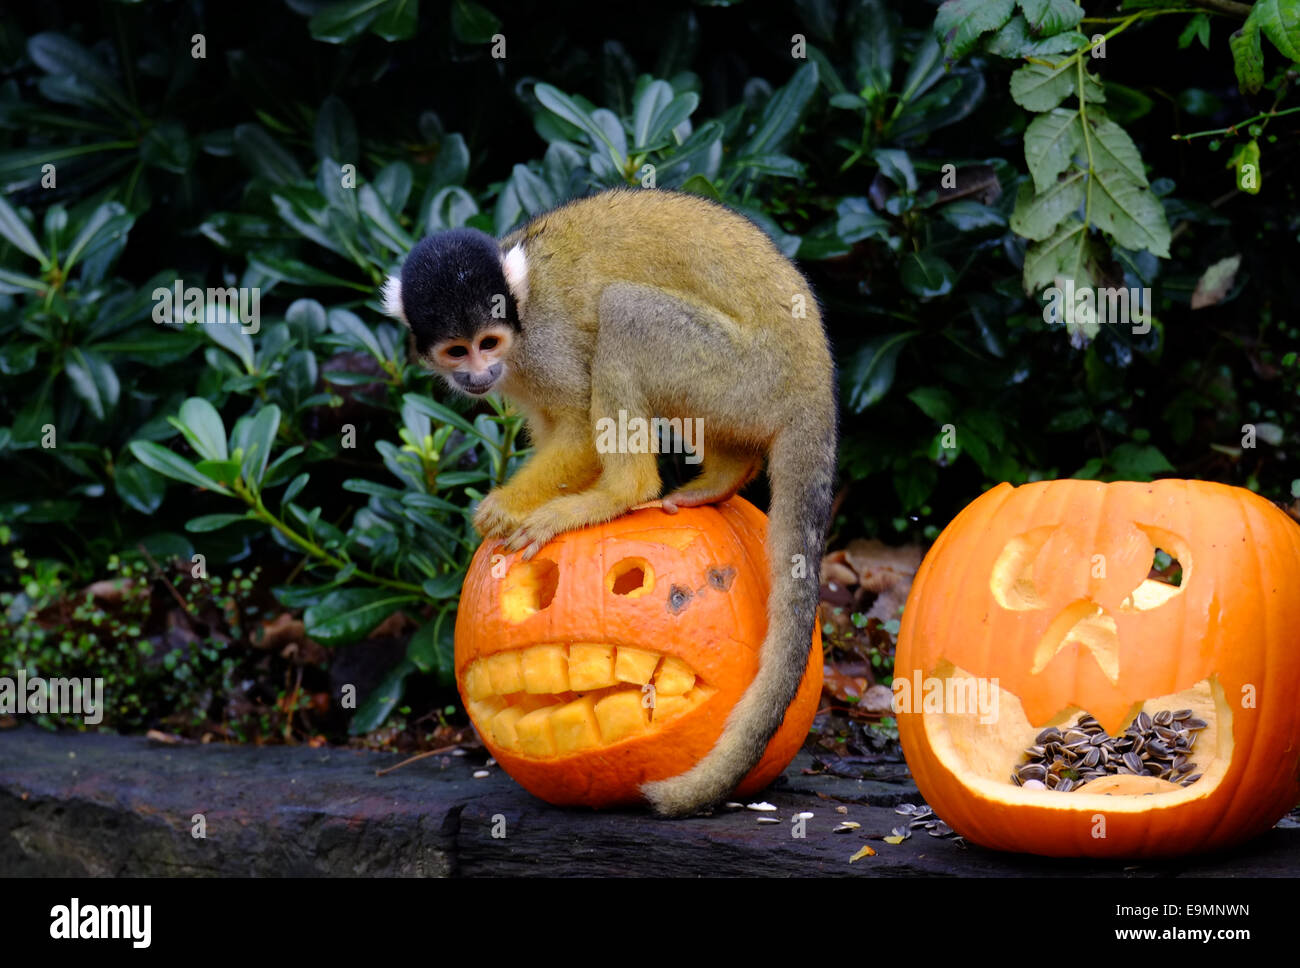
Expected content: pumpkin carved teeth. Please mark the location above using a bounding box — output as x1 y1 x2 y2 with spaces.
463 643 714 757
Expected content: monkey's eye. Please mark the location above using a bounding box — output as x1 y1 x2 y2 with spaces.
447 345 469 358
480 336 499 351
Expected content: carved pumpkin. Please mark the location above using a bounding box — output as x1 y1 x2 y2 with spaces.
455 496 823 808
896 479 1300 857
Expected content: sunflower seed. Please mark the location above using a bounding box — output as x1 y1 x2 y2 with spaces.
891 825 912 839
1056 777 1075 793
928 822 953 837
1036 727 1063 745
1137 710 1153 731
1081 747 1101 768
1184 718 1208 730
1173 709 1194 721
1154 710 1174 726
1123 752 1144 773
1018 763 1048 782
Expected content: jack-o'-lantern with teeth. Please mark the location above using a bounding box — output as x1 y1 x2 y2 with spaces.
455 496 822 808
896 479 1300 857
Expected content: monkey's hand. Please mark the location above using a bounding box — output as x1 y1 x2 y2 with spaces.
472 488 529 537
504 491 630 560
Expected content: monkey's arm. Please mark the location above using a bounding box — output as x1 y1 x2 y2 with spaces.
474 418 601 536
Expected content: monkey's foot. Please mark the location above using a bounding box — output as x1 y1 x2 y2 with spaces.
504 492 631 559
659 487 736 514
473 490 527 537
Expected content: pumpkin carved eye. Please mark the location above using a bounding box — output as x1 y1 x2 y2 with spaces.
990 524 1191 684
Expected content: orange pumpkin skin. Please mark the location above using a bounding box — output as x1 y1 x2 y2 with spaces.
455 496 823 808
897 479 1300 858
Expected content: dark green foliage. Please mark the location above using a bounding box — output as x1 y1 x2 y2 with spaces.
1 0 1297 736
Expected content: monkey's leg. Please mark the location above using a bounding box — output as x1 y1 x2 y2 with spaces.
474 425 601 537
661 447 762 513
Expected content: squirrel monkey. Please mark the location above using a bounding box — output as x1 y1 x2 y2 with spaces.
381 188 837 816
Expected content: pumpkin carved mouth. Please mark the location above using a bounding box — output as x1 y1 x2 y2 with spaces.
920 663 1229 808
462 643 716 758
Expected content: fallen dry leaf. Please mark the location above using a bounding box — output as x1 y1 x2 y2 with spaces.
849 845 877 862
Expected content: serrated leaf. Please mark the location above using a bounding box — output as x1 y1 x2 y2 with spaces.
987 16 1086 57
1017 0 1084 35
934 0 1016 60
1090 167 1171 257
1009 60 1103 111
1023 109 1083 193
1089 118 1148 187
1249 0 1300 62
1010 173 1085 241
1021 216 1089 294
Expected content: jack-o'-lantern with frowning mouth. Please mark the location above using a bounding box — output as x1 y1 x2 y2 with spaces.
896 479 1300 857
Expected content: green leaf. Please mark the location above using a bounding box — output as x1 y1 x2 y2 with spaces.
843 333 915 412
139 121 195 174
402 393 479 436
632 80 674 149
27 32 132 115
429 133 469 191
64 202 132 270
185 513 252 532
1024 109 1082 193
194 458 243 486
374 161 414 212
1090 167 1171 257
0 195 45 264
232 404 281 487
1021 216 1091 294
372 0 419 40
908 386 957 423
234 124 304 185
175 397 229 461
249 254 368 291
450 0 501 43
64 349 120 420
987 16 1085 57
1088 118 1148 187
406 611 455 685
315 96 359 164
934 0 1015 60
202 317 256 371
534 83 622 158
1178 13 1211 50
0 267 46 294
421 571 466 600
1249 0 1300 62
1010 173 1085 241
306 587 418 647
129 441 232 494
309 0 388 43
835 197 890 243
852 0 897 93
899 253 955 298
1009 60 1103 111
1107 442 1174 479
1229 24 1265 95
1017 0 1084 35
359 183 414 254
114 462 166 515
328 307 385 359
349 658 416 734
739 62 819 157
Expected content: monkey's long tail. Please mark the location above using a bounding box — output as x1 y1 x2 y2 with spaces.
641 404 837 817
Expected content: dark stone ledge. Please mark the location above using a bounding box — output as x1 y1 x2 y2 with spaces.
2 727 1297 877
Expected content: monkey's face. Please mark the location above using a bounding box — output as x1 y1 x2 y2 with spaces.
426 323 515 397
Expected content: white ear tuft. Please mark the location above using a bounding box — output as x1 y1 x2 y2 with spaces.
502 244 529 314
380 273 406 322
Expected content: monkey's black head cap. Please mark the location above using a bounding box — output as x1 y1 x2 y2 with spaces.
398 228 517 349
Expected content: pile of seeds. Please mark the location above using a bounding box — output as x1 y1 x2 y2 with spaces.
1011 709 1207 792
889 802 961 843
